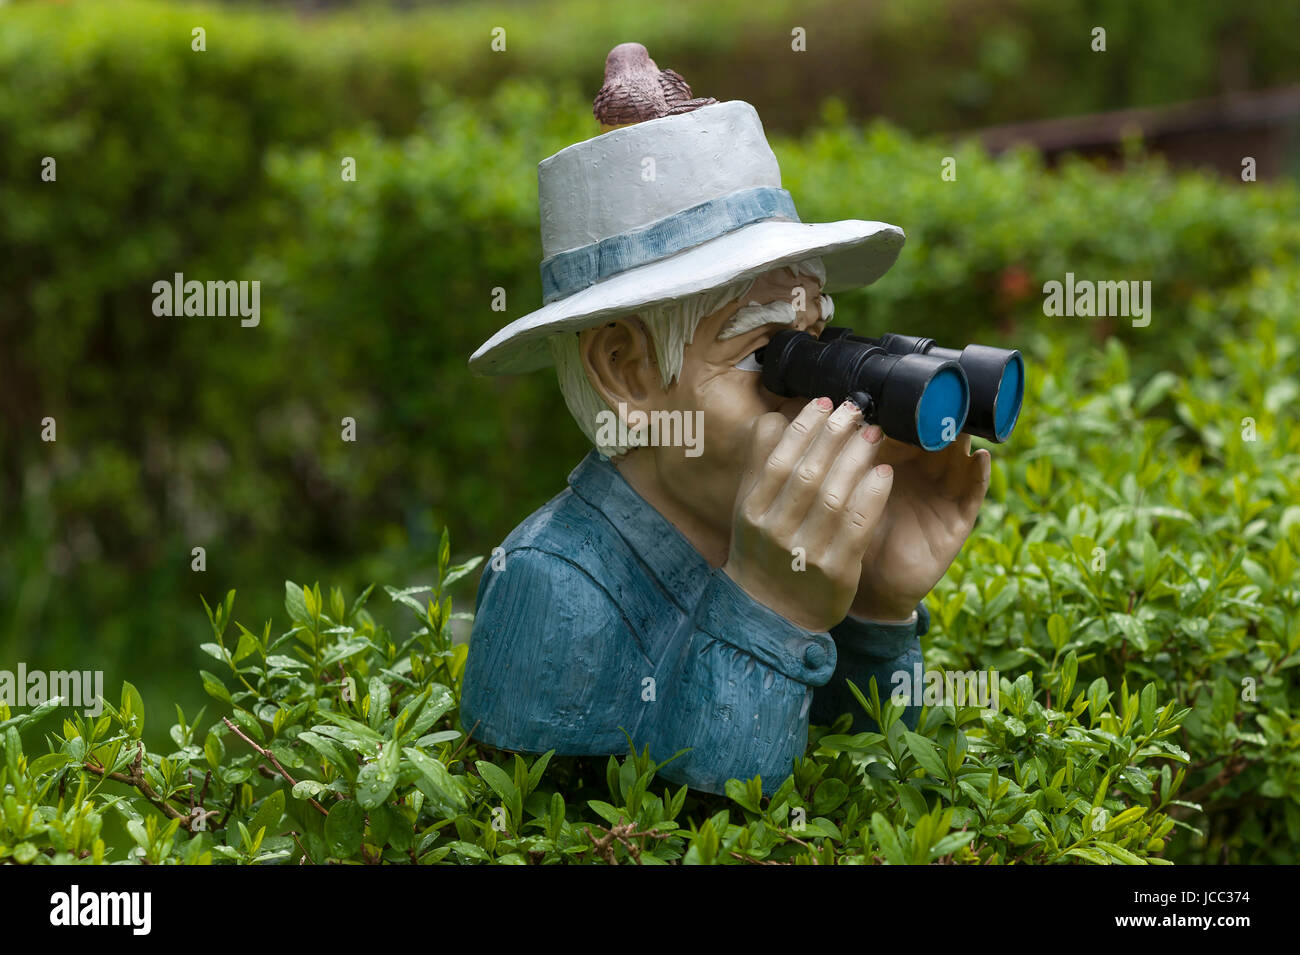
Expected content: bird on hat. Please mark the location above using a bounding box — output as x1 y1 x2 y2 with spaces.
593 42 718 132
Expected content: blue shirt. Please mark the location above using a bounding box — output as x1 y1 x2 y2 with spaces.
462 450 927 795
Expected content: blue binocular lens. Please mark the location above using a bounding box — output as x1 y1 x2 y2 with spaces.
993 351 1025 442
873 334 1025 444
916 365 971 452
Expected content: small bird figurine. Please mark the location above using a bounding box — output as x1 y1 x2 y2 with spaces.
593 42 718 132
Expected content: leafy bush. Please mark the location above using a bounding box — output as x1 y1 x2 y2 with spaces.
925 268 1300 864
0 533 1190 865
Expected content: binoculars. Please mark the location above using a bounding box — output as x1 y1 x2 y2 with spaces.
757 326 1025 451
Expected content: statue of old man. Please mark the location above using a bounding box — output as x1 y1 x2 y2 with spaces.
463 44 991 795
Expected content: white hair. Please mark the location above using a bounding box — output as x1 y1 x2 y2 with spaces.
549 258 827 457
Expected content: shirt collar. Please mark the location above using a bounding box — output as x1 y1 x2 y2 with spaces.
566 450 712 606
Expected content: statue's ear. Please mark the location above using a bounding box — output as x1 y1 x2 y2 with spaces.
579 317 661 409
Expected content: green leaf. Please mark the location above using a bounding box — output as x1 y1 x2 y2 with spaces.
1059 650 1079 705
442 556 484 587
13 842 38 864
725 778 761 813
320 639 371 668
285 581 311 625
871 812 905 865
0 697 64 731
355 744 400 809
28 752 72 777
313 708 383 741
931 831 976 858
903 731 951 782
812 778 849 815
126 819 150 850
329 587 347 624
475 760 518 805
895 784 929 824
381 805 415 851
384 585 433 615
1135 371 1178 415
1047 613 1069 649
587 800 627 825
295 731 355 784
366 678 390 731
324 800 365 858
525 750 554 797
1095 841 1148 865
403 747 466 810
199 671 230 704
233 627 260 664
347 584 376 622
248 790 285 839
817 732 886 753
303 585 320 621
229 707 264 743
120 681 146 738
3 726 23 773
448 840 489 862
438 529 450 576
1139 682 1156 736
1065 846 1112 865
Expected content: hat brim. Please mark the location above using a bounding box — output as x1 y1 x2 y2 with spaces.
469 219 904 376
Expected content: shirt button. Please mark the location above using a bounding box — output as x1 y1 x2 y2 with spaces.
803 643 827 669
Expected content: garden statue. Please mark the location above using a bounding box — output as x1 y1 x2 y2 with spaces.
463 43 1021 795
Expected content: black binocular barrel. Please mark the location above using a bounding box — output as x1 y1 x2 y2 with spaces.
759 328 970 451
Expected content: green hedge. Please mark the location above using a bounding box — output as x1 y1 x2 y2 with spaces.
0 550 1193 865
927 269 1300 863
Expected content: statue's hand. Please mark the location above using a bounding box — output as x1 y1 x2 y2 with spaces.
848 435 991 622
723 398 893 633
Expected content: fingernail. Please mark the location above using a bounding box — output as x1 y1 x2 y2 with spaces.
875 464 893 477
862 425 883 443
815 397 833 411
841 398 861 414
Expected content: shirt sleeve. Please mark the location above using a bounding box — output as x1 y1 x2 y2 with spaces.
810 603 929 733
651 567 840 795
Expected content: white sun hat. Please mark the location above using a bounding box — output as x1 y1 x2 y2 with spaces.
469 100 905 376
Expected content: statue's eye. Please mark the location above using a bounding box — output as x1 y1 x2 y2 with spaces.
734 349 763 373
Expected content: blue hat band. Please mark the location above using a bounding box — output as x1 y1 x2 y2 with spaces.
539 186 800 304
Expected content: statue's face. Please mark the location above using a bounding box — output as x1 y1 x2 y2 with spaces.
579 264 830 560
641 266 829 549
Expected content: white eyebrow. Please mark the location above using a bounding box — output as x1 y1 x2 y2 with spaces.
718 292 834 341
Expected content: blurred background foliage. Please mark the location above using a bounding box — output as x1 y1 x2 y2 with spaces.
1 0 1298 863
